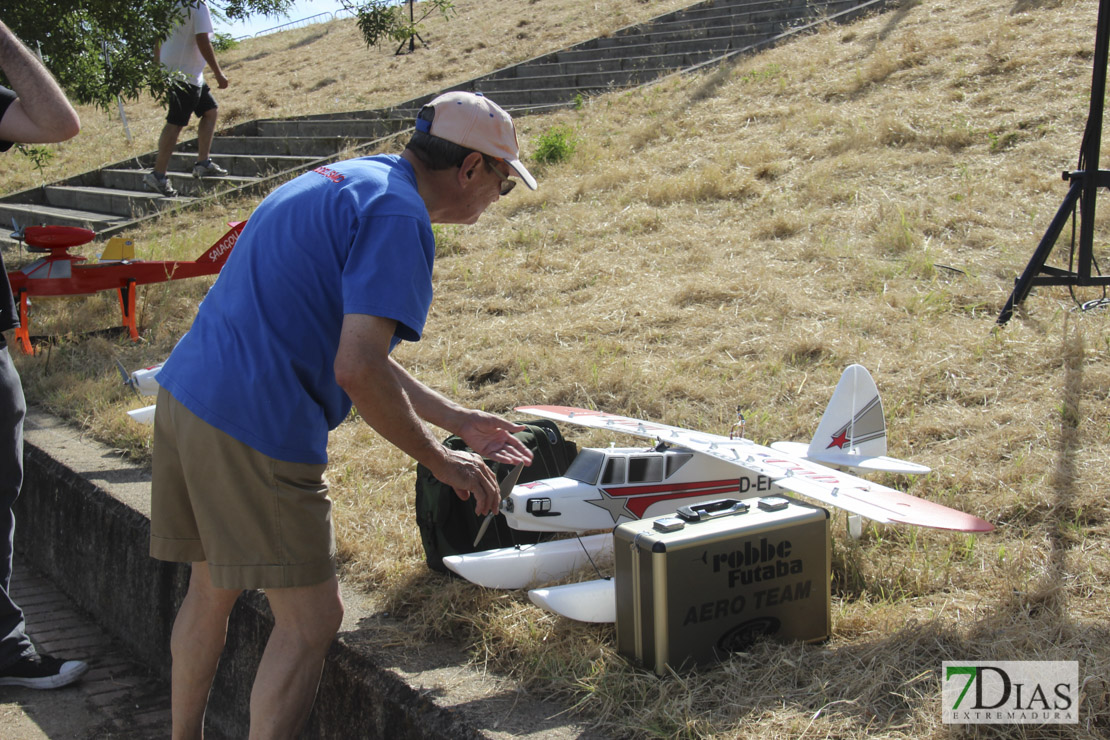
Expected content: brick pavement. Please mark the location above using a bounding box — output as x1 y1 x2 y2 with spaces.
0 555 174 739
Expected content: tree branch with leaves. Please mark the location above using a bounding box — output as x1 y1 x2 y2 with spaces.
343 0 456 54
2 1 292 109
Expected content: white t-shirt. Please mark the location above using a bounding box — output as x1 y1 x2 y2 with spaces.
160 1 214 86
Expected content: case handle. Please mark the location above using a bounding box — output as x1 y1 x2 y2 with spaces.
676 498 749 522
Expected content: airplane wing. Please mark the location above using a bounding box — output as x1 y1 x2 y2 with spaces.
515 405 732 446
515 405 992 533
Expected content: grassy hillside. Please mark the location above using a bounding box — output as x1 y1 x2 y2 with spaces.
1 0 695 193
9 0 1110 736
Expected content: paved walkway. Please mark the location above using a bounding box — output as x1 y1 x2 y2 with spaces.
0 555 173 739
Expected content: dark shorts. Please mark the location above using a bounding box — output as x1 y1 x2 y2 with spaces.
166 82 218 127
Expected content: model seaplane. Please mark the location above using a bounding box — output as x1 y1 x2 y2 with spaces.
6 221 244 354
442 365 993 623
118 361 164 423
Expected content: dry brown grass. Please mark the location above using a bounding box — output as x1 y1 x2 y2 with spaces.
8 0 1110 736
0 0 696 193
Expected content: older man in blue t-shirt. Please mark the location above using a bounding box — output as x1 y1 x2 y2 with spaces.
150 91 538 737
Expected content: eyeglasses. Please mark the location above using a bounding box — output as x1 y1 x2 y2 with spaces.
482 155 517 196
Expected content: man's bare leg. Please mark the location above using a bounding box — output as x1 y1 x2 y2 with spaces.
171 561 242 740
196 108 218 163
154 122 185 175
248 576 343 740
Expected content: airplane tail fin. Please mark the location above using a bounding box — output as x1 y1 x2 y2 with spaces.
772 365 930 475
196 221 246 266
811 364 887 460
99 236 135 262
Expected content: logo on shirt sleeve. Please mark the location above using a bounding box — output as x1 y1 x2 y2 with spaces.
312 166 345 183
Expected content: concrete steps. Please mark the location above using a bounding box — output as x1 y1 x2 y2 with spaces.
0 201 132 234
464 0 877 108
253 117 407 139
100 167 255 195
46 184 202 218
168 152 322 177
0 0 887 245
202 135 366 157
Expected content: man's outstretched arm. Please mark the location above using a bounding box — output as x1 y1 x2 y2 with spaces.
334 313 528 516
0 20 80 144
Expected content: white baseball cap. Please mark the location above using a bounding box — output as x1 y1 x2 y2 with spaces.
415 91 537 190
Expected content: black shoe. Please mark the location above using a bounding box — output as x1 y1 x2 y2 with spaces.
0 653 89 689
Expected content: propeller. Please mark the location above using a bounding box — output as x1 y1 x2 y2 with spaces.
116 360 163 397
472 461 524 548
116 359 141 397
10 218 25 260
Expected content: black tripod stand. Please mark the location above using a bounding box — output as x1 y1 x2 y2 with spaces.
395 0 427 55
998 0 1110 324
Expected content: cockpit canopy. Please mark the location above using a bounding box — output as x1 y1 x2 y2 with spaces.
563 447 693 486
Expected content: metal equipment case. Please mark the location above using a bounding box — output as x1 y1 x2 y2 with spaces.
614 497 830 674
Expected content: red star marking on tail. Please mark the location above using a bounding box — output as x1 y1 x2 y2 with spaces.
827 431 850 449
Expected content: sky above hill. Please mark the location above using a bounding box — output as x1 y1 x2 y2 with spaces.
215 0 353 38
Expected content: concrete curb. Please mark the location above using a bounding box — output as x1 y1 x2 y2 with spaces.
16 409 592 738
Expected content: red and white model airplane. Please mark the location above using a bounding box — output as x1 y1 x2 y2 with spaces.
6 221 244 354
443 365 993 621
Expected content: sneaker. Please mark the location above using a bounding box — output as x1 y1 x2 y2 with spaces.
143 171 178 197
0 653 89 689
192 159 228 178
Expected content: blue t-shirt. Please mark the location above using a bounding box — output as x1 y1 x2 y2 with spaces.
157 155 435 464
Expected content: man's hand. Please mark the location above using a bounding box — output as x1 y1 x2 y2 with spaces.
439 411 534 516
334 315 534 517
335 314 523 517
434 448 502 516
457 412 534 467
194 33 227 89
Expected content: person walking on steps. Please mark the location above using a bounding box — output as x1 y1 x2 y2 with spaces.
144 0 228 198
0 18 88 690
